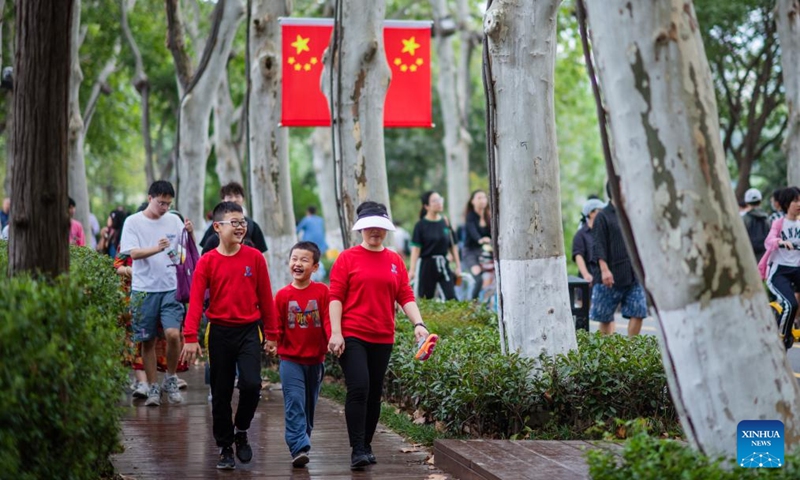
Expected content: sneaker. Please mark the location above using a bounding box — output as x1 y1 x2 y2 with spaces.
365 445 377 464
144 384 161 406
132 382 149 399
292 450 309 468
350 448 370 470
234 431 253 463
216 446 236 470
162 376 184 404
176 377 188 389
414 333 439 361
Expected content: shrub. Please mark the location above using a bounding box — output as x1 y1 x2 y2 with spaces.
0 243 126 479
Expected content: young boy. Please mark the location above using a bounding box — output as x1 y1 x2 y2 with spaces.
180 202 278 470
273 241 331 468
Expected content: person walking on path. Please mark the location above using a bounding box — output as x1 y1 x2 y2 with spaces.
409 191 461 300
327 201 430 470
68 197 86 246
572 198 605 286
590 183 647 336
199 182 268 255
296 206 328 255
181 201 278 470
120 181 194 406
462 190 491 300
273 241 331 468
741 188 771 262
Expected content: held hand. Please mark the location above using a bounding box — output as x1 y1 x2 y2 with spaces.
414 324 429 343
184 219 194 234
328 333 345 357
781 240 795 250
264 340 277 356
602 270 614 288
157 237 170 251
180 342 202 365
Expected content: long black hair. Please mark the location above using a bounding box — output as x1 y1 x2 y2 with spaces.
419 190 436 219
464 190 490 225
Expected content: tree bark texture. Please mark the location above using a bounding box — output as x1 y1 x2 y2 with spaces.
311 127 345 253
585 0 800 457
249 0 296 291
432 0 472 226
322 0 392 246
778 0 800 186
10 0 75 277
214 71 244 187
172 0 244 231
483 0 577 358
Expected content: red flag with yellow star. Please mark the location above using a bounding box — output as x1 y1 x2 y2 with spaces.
280 18 432 128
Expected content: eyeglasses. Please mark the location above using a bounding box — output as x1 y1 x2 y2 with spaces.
217 220 248 228
155 200 172 208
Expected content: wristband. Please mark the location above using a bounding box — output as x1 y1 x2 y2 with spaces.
413 322 427 330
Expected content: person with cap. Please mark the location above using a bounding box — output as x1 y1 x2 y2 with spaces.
742 187 770 262
327 201 430 470
572 198 605 286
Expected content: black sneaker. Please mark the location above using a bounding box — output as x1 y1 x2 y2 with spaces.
292 450 309 468
365 445 377 464
217 446 236 470
350 448 370 470
234 431 253 463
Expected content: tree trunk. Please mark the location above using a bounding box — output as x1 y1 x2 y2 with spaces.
214 71 244 187
778 0 800 186
249 0 296 291
432 0 472 226
483 0 577 358
171 0 244 230
585 0 800 457
322 0 392 246
10 0 74 277
311 127 345 253
67 0 92 240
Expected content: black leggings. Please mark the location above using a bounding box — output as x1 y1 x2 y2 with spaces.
767 264 800 338
338 337 393 450
417 256 456 300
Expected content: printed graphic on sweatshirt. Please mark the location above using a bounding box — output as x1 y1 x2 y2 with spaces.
287 300 322 329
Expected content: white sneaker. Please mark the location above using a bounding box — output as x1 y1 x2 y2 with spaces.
144 384 161 406
132 382 149 399
163 376 184 404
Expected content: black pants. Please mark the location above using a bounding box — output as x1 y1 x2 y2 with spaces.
338 337 393 450
417 256 456 300
208 322 262 447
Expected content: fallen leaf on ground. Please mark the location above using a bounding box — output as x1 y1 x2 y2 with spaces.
401 446 422 453
426 474 447 479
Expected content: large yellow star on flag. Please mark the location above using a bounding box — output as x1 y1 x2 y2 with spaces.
291 35 311 55
401 36 420 56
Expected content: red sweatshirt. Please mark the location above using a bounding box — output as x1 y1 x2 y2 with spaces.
184 245 278 343
329 245 415 344
274 282 331 365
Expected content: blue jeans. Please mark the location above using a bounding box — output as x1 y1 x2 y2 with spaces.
279 360 324 456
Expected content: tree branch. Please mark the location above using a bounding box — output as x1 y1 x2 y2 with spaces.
83 40 120 134
165 0 194 91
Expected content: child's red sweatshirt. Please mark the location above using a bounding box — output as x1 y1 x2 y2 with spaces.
274 282 331 365
328 245 415 344
184 245 278 344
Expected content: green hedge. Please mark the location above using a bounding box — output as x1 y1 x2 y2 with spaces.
0 242 126 479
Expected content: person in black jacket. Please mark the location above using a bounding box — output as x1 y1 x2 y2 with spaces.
591 183 647 336
199 182 268 255
741 188 770 262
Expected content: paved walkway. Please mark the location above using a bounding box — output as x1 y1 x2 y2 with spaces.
112 365 450 479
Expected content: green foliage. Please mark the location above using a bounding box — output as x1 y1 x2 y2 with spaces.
0 243 126 479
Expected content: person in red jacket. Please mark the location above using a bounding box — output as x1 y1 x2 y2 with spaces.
180 201 278 471
273 241 331 468
327 201 430 470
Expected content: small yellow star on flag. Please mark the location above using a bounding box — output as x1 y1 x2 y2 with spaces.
291 35 310 55
401 37 420 56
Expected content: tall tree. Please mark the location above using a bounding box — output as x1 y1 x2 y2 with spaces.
248 0 297 290
483 0 577 358
322 0 393 245
584 0 800 457
213 69 244 187
777 0 800 185
167 0 244 229
311 127 345 253
10 0 75 276
431 0 473 225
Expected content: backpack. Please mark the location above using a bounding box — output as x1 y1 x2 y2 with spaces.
744 212 770 259
175 228 200 303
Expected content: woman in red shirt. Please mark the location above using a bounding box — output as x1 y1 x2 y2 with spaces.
328 201 430 470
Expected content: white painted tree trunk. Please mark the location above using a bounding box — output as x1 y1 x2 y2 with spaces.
248 0 296 291
311 127 345 253
432 0 472 225
322 0 392 246
213 72 244 187
176 0 244 230
585 0 800 457
67 0 91 238
483 0 577 358
777 0 800 186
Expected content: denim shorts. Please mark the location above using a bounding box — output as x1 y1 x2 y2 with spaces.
130 290 185 342
589 281 647 324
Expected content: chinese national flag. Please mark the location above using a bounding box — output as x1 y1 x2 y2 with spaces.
280 18 432 128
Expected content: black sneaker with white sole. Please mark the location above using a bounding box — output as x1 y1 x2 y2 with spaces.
217 446 236 470
292 450 309 468
234 431 252 463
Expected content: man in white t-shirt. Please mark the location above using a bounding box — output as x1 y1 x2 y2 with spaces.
121 180 194 406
